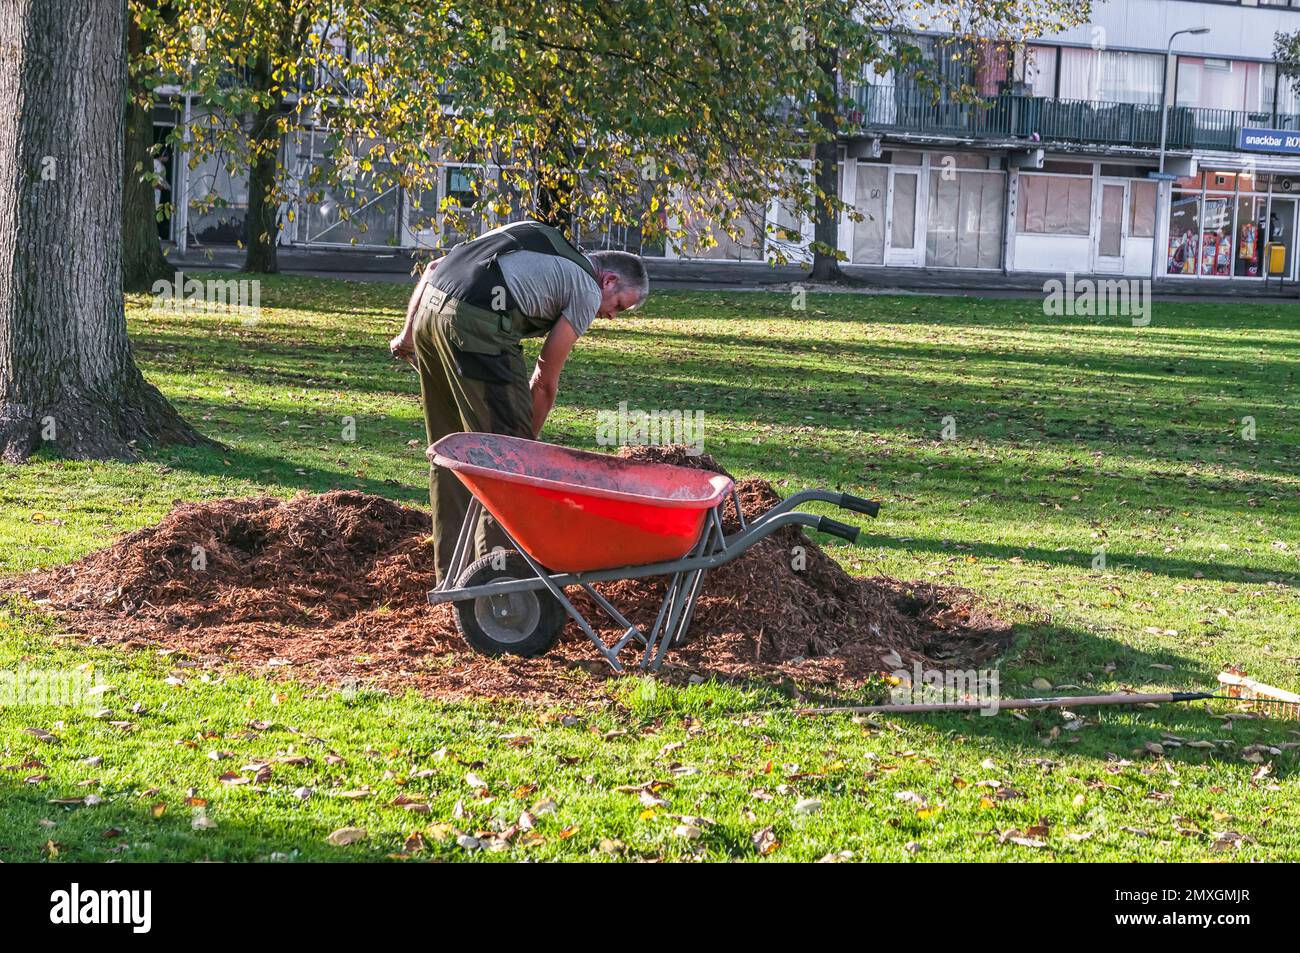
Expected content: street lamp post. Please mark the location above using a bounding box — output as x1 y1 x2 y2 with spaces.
1158 27 1210 175
1153 26 1210 280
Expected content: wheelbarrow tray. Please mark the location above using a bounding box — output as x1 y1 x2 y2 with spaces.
431 432 734 573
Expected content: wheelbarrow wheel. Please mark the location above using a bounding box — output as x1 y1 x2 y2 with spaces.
453 551 565 658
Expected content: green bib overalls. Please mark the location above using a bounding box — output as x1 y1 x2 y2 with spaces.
411 222 598 581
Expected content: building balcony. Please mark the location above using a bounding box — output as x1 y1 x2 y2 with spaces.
849 84 1300 154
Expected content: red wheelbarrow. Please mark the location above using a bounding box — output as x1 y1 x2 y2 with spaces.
427 433 880 672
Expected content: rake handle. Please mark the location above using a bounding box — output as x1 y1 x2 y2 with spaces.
797 691 1217 717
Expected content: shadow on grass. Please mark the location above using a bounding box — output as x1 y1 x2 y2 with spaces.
858 532 1299 587
144 412 431 508
0 782 405 863
139 392 1292 590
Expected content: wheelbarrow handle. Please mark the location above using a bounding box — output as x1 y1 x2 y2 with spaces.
817 515 861 543
838 493 881 518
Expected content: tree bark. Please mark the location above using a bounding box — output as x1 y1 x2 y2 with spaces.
809 45 845 283
0 0 206 462
243 50 281 273
122 16 174 292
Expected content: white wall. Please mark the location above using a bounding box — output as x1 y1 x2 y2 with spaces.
900 0 1291 61
1046 0 1287 60
1012 234 1092 272
1123 237 1156 276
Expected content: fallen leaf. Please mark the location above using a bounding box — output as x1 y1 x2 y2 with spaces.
326 826 367 846
753 826 779 855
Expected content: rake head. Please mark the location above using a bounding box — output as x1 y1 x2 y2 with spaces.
1218 669 1300 721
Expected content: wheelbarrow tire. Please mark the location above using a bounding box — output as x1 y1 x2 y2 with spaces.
453 551 565 658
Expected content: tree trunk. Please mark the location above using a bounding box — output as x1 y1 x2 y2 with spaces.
809 45 845 283
243 51 281 273
122 17 174 292
537 159 576 241
536 118 576 240
0 0 207 462
537 179 574 240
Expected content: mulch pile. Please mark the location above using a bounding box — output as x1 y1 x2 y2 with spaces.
3 447 1011 704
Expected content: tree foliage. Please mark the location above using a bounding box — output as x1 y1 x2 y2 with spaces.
138 0 1091 265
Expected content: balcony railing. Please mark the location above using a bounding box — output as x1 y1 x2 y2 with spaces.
849 84 1300 153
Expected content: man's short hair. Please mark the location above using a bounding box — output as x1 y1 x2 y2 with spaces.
590 250 649 303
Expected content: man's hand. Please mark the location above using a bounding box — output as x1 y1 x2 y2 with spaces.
391 257 441 368
390 330 416 366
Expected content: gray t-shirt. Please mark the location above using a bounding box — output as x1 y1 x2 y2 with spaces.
498 249 602 336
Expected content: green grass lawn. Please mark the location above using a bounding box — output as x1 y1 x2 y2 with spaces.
1 276 1297 862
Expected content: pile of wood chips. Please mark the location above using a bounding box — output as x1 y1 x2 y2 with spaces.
4 449 1011 704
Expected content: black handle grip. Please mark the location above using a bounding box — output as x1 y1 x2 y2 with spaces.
817 516 861 543
838 493 881 518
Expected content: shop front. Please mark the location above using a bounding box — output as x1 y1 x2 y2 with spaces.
845 150 1006 271
1009 160 1158 278
1164 170 1298 282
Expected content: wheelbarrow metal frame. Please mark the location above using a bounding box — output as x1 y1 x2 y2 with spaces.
428 489 878 672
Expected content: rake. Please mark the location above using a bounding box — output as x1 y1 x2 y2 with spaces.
796 671 1300 720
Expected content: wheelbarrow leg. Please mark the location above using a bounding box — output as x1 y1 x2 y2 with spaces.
642 571 684 670
578 582 647 652
674 507 726 646
649 568 703 670
672 567 708 648
641 507 723 671
505 541 627 672
437 498 483 592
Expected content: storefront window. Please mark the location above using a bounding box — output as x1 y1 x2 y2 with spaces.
1166 171 1297 280
1266 201 1297 278
926 170 1004 268
1166 190 1200 275
1234 196 1266 277
1200 195 1233 276
1238 173 1270 194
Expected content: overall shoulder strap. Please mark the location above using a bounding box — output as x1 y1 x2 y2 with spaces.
499 222 598 282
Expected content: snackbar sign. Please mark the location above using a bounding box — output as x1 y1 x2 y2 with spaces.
1238 127 1300 155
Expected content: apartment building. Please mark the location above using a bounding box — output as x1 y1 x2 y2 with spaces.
154 0 1300 285
824 0 1300 284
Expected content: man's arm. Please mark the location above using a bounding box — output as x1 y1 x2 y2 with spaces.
529 318 578 437
390 258 440 365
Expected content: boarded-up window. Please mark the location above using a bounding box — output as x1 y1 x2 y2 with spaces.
926 171 1005 268
1129 179 1156 237
1017 174 1092 236
852 165 887 264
